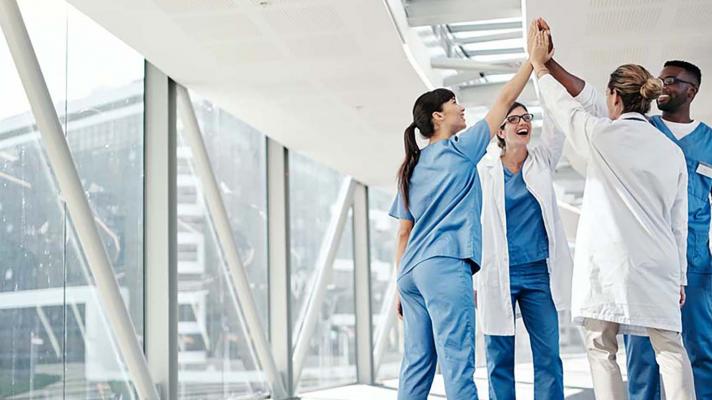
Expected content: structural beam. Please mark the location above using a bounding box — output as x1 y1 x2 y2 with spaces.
457 80 537 106
449 21 522 33
443 72 486 87
431 57 517 74
353 183 374 384
175 86 288 399
453 31 522 45
0 2 159 399
267 138 296 397
292 178 356 387
373 276 398 372
465 47 525 57
36 306 61 358
403 0 520 27
70 302 88 343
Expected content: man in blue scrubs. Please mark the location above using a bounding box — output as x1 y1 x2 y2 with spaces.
624 60 712 400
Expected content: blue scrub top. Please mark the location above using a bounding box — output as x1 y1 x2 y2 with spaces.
389 120 490 278
651 116 712 273
503 165 549 266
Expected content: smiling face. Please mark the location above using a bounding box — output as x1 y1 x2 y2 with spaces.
433 98 466 134
497 105 532 149
657 65 699 112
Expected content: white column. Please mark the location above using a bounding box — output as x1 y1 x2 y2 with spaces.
144 62 178 399
353 183 374 384
267 138 296 398
0 2 159 399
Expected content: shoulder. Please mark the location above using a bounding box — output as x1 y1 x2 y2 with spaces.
648 115 664 126
525 145 549 162
457 119 490 138
699 121 712 134
661 133 687 163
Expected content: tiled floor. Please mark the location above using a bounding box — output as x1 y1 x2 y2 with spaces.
302 352 628 399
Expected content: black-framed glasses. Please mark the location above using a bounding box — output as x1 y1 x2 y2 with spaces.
504 113 534 125
660 76 698 88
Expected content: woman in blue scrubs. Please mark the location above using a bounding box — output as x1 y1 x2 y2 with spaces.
389 20 540 400
476 100 572 399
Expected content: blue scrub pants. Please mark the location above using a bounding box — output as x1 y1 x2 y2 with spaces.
625 272 712 400
484 261 564 400
397 256 478 400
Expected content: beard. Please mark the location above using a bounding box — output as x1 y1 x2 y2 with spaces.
657 95 685 112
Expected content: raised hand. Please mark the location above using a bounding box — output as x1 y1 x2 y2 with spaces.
537 18 554 54
530 29 553 69
527 18 539 56
537 17 550 31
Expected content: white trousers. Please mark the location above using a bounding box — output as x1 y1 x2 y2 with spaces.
582 318 696 400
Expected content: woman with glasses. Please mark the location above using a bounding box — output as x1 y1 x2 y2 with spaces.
476 98 572 399
388 20 545 400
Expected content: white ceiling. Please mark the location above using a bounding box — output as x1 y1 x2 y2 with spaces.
526 0 712 124
65 0 712 189
66 0 431 188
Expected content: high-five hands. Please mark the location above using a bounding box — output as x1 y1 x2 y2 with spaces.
529 19 554 75
527 18 552 56
526 18 539 57
536 18 554 54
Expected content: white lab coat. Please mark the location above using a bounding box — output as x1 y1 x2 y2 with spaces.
538 74 689 334
475 102 573 336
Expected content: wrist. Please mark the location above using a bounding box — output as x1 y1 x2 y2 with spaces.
534 65 550 78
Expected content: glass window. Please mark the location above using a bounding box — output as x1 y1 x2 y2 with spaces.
289 151 357 392
368 188 402 382
0 1 144 397
175 93 269 399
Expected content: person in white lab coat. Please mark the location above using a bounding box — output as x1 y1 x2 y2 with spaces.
476 98 572 399
529 27 695 400
543 54 712 400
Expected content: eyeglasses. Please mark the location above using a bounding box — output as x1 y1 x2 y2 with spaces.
504 113 534 125
660 76 698 88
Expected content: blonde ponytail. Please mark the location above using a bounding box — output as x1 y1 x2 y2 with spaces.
640 77 663 101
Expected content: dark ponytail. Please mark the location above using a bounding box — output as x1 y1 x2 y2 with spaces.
396 88 455 209
397 122 420 208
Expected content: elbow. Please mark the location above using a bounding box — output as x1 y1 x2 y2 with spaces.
397 228 411 242
397 226 412 242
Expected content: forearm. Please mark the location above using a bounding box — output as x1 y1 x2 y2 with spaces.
545 58 585 97
535 73 601 157
540 106 566 167
485 62 533 135
394 232 410 274
497 61 534 107
675 181 689 286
